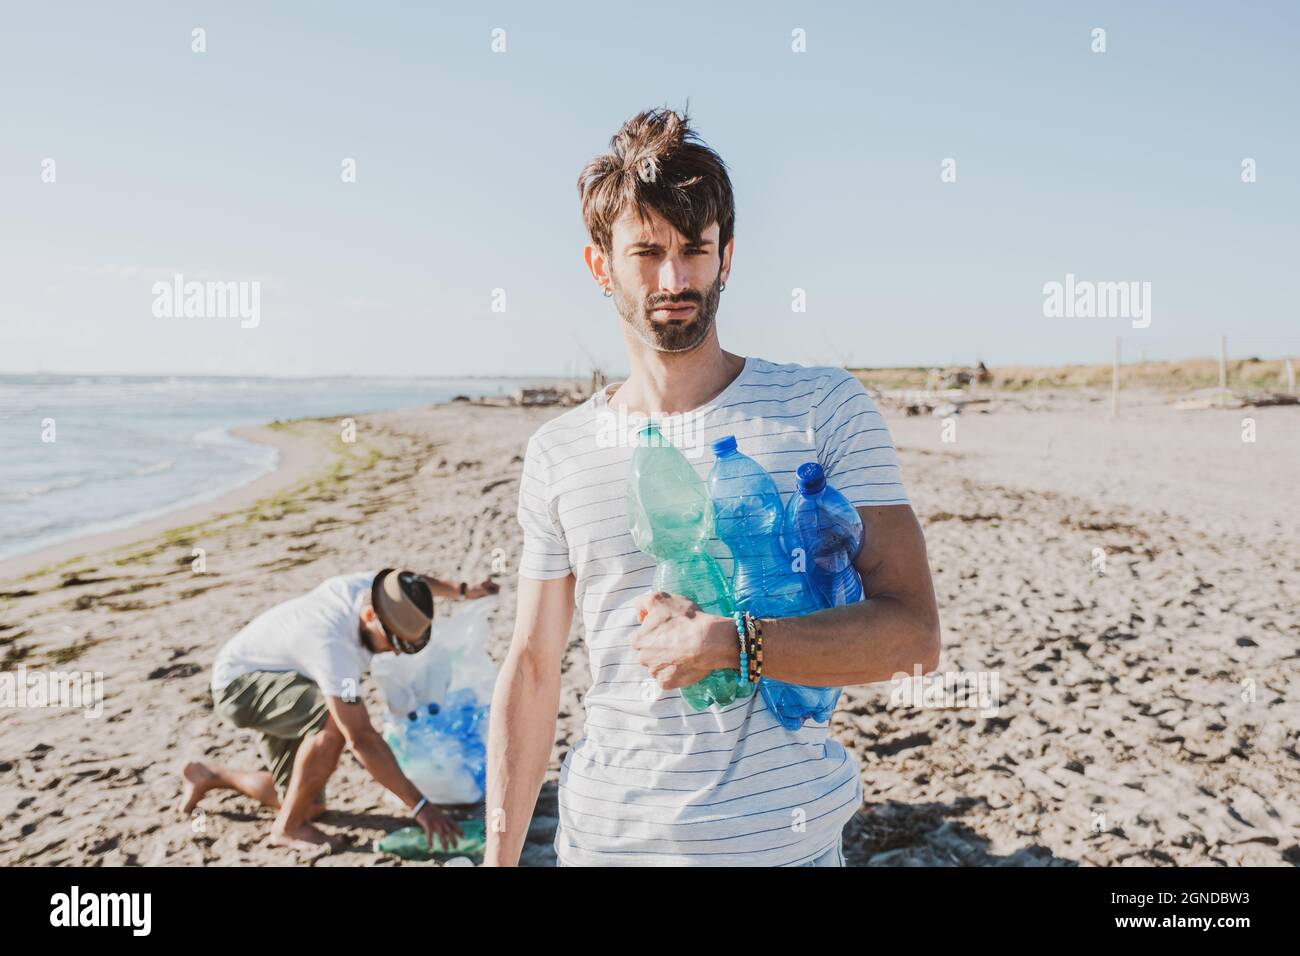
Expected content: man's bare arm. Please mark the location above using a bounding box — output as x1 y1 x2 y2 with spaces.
418 573 499 600
751 504 940 685
325 695 424 807
483 572 575 866
326 697 464 850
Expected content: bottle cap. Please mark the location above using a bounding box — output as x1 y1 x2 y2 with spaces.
711 435 737 456
636 423 665 446
796 461 826 494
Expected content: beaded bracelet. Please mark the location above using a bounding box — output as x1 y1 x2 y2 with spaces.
743 613 754 681
745 614 765 682
732 611 748 678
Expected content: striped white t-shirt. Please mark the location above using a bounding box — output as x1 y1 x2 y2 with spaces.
516 356 910 866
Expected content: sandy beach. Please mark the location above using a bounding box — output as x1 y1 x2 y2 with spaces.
1 389 1296 867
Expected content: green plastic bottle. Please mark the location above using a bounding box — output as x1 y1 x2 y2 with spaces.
626 423 750 710
373 819 485 861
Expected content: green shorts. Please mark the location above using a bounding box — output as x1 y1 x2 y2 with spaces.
214 670 330 804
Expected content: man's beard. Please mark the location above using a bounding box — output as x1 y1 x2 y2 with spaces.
611 270 722 354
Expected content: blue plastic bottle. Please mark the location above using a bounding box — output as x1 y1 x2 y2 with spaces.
707 436 838 730
784 461 865 609
409 706 437 756
424 691 488 792
767 461 866 726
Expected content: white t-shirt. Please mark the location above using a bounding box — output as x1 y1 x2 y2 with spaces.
212 571 378 699
516 356 911 866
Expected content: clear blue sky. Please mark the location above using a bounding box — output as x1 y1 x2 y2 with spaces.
2 1 1296 377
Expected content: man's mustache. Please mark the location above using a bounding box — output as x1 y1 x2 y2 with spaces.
645 291 704 309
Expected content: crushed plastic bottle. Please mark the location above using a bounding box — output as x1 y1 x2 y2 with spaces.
709 436 838 730
374 819 486 861
708 435 820 615
770 460 866 726
626 423 749 710
427 689 486 792
784 461 865 608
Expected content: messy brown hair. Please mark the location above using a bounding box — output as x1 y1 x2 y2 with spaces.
578 107 735 258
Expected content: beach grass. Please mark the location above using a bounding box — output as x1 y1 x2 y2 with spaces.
851 356 1296 393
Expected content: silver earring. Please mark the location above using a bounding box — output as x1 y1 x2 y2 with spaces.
602 286 612 297
720 282 726 292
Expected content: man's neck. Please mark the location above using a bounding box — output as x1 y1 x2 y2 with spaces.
607 338 746 416
358 616 377 653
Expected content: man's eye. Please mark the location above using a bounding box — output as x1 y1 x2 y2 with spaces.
634 250 657 257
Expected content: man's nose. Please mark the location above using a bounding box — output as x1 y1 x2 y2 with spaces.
658 257 691 294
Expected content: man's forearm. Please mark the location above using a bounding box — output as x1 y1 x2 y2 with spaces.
419 574 462 600
350 732 424 808
724 596 940 687
484 648 560 866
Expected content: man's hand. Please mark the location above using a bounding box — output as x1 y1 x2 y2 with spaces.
464 577 500 600
415 803 464 852
632 591 735 690
418 573 499 601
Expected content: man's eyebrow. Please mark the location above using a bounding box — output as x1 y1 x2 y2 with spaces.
626 238 715 249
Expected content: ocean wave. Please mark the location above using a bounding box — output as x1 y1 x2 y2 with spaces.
0 475 88 502
192 427 244 447
132 458 176 477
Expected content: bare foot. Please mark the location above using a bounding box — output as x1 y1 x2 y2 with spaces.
180 761 218 815
269 821 341 852
308 803 327 821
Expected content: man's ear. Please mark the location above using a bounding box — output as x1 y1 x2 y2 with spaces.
585 243 610 289
719 237 735 285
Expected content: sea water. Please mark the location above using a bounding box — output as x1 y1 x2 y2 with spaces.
0 373 537 561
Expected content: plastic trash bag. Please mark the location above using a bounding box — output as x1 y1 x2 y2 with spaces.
371 595 498 804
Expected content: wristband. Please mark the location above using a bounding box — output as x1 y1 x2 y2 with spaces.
745 614 764 682
733 611 748 677
412 796 429 817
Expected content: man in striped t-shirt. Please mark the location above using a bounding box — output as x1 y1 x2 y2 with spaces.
484 109 940 867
